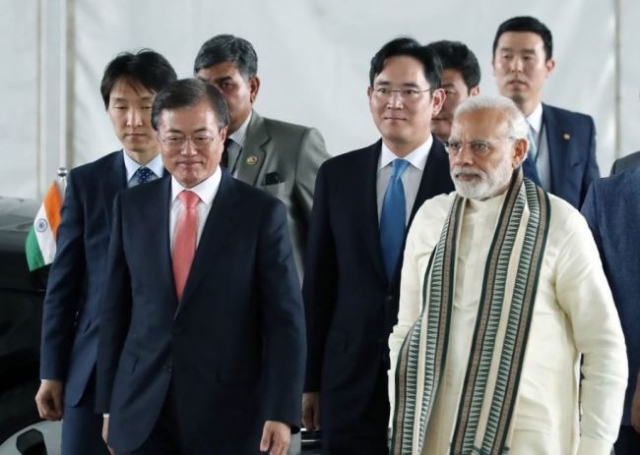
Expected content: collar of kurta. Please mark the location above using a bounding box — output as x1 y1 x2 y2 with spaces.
390 170 551 454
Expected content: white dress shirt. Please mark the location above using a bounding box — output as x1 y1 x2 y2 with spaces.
169 168 222 251
527 103 552 191
122 150 164 187
389 191 627 455
376 135 433 224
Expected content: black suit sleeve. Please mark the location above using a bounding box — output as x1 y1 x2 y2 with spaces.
302 164 338 392
258 199 306 431
96 193 132 413
580 117 600 206
40 171 86 380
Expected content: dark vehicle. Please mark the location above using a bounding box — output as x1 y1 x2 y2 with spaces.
0 197 47 445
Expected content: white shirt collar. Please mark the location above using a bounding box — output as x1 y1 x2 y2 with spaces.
170 166 222 207
526 103 544 135
228 111 253 147
122 150 164 181
379 135 433 171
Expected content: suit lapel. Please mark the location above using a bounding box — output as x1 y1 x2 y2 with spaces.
101 151 128 223
178 172 239 306
360 141 389 285
542 104 568 194
235 111 269 186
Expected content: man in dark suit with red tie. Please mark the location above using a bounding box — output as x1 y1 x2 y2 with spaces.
302 38 454 454
96 79 305 455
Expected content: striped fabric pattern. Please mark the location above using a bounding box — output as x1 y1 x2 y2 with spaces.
391 170 550 455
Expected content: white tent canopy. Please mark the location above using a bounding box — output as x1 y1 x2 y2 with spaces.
2 0 638 199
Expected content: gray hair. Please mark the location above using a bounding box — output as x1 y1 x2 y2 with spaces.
453 94 528 140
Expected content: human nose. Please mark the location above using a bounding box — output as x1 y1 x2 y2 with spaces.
450 143 474 165
510 56 523 73
387 90 404 108
127 108 142 127
180 138 197 156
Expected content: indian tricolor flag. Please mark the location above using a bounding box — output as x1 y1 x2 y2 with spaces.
25 180 65 271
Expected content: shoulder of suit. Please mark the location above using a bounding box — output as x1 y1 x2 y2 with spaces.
260 115 316 136
66 150 121 180
320 142 380 170
614 151 640 171
543 103 594 124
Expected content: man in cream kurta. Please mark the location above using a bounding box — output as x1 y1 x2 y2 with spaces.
389 94 627 455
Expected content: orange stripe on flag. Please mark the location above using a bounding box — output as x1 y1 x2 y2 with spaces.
43 182 63 238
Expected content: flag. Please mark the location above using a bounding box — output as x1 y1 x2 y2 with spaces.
25 180 65 271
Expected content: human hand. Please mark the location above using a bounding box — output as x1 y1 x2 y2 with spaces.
34 379 63 420
302 392 321 431
260 420 291 455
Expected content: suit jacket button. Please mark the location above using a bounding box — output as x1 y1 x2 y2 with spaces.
386 295 394 303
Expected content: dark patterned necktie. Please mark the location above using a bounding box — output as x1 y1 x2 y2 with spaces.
134 166 154 185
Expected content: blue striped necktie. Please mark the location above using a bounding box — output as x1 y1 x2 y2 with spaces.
380 159 411 280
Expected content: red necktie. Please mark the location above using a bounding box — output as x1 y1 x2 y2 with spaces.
172 190 200 300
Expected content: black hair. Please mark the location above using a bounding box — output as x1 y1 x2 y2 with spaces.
492 16 553 60
193 34 258 80
369 37 442 89
100 49 177 109
426 40 481 91
151 78 230 131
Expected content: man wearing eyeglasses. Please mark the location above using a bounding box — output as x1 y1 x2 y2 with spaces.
302 37 454 454
389 94 626 455
96 79 305 455
492 16 600 208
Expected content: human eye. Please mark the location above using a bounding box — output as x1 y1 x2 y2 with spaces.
375 87 390 95
470 141 490 152
165 135 183 144
193 135 210 145
445 140 462 153
402 88 419 97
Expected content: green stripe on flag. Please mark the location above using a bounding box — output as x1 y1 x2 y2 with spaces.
25 226 46 271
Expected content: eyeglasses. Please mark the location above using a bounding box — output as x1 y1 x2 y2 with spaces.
444 137 515 157
372 86 432 101
160 132 220 151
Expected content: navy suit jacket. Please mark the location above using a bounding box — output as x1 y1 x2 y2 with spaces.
522 104 599 208
40 151 128 406
581 168 640 426
96 172 306 453
303 139 454 431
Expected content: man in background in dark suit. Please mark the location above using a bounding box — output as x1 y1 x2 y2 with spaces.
34 49 177 455
194 34 330 278
582 168 640 454
302 37 454 454
427 40 481 144
492 16 600 208
97 79 305 455
610 150 640 174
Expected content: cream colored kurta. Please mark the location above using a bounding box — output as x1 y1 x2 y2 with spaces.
389 191 627 455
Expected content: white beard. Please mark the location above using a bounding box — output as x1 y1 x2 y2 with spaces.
451 154 514 200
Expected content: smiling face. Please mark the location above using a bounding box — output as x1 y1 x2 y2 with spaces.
157 100 227 188
368 55 445 157
108 78 159 162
